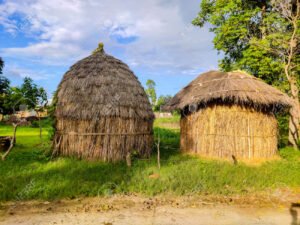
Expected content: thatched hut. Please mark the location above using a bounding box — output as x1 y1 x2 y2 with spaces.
54 44 154 161
164 71 291 160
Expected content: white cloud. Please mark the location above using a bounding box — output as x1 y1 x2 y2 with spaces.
0 0 219 76
4 64 50 80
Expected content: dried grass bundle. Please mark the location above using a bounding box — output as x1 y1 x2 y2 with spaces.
181 104 278 160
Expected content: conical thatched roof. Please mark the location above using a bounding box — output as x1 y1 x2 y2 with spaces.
164 70 292 113
56 48 154 120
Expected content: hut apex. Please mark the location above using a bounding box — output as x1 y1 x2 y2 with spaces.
54 44 154 161
93 42 104 54
165 70 292 161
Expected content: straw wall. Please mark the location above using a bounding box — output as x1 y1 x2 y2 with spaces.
54 117 153 161
180 104 278 160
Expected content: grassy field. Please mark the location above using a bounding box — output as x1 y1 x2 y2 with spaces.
0 117 299 201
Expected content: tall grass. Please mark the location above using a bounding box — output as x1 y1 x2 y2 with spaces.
0 120 299 201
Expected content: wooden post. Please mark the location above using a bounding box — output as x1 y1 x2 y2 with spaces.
126 152 131 167
247 115 251 159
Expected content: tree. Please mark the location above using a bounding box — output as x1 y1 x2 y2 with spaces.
19 77 47 109
193 0 300 148
0 57 4 75
0 76 10 95
145 79 157 109
249 0 300 147
154 95 172 112
0 59 11 114
193 0 269 73
0 76 11 114
1 77 47 114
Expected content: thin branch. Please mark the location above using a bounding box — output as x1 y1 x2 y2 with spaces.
1 123 18 160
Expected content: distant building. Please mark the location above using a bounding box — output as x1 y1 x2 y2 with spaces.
14 109 48 119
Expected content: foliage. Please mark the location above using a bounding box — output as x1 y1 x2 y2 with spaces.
154 95 172 111
0 57 3 75
277 114 289 148
145 80 173 112
46 91 57 140
193 0 300 147
192 0 299 89
0 75 11 114
0 77 47 114
20 77 48 109
0 76 10 95
145 79 157 109
0 58 9 114
0 118 299 201
193 0 267 71
31 117 53 128
279 146 300 161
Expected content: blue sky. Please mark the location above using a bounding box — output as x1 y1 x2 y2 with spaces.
0 0 220 99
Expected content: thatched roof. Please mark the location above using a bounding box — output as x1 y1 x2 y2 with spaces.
164 70 292 113
56 47 154 120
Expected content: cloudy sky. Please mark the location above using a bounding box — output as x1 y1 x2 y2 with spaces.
0 0 220 98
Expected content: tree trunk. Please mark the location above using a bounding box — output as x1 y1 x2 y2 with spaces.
13 123 17 144
285 8 299 149
2 123 18 160
260 0 267 38
288 80 300 148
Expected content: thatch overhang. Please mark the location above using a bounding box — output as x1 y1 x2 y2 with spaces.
164 70 292 113
56 49 154 121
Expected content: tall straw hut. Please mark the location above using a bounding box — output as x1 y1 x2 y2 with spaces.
54 44 154 161
164 71 291 160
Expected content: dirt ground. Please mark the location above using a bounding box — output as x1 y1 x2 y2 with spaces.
0 193 300 225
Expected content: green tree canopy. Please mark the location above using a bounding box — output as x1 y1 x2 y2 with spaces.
0 57 4 75
0 76 11 114
0 77 47 114
0 76 10 95
193 0 300 147
19 77 47 109
145 79 157 109
154 95 172 112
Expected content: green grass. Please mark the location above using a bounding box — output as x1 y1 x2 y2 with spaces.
154 115 180 129
0 119 299 201
154 115 180 124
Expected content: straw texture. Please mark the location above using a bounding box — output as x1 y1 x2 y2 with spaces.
54 48 154 161
165 70 291 160
181 104 278 160
164 70 292 113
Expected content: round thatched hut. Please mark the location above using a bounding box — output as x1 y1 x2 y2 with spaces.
54 44 154 161
164 71 291 160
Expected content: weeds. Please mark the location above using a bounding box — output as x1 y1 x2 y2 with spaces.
0 119 299 201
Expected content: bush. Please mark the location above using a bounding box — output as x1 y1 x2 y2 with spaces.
279 147 300 160
30 117 53 128
277 114 289 148
30 117 56 140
